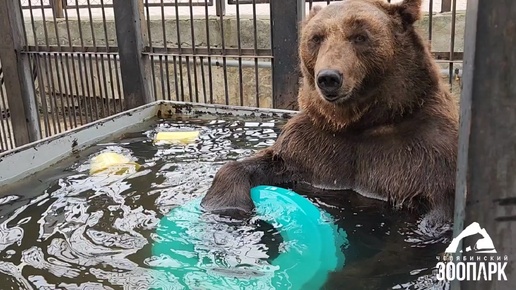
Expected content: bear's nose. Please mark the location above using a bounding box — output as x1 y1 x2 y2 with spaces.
316 70 343 96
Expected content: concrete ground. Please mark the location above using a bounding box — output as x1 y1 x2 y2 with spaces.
22 0 468 19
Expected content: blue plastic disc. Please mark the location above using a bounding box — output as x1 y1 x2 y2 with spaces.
150 186 348 290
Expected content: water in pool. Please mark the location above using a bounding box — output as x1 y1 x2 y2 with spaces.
0 114 451 290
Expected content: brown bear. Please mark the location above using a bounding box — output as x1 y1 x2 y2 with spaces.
201 0 459 228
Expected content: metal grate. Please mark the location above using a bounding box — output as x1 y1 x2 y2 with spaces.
0 62 16 152
20 0 125 138
143 0 272 107
20 0 213 8
1 0 465 150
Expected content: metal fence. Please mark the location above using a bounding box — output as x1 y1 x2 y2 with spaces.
0 0 463 152
0 62 16 152
19 0 456 13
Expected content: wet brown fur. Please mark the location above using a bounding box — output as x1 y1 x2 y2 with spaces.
201 0 459 226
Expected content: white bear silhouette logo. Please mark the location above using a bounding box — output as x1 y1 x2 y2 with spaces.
445 222 497 253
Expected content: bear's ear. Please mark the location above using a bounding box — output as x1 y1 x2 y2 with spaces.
302 5 322 26
307 5 322 20
390 0 422 27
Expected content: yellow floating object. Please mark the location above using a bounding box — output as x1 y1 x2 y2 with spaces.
154 131 200 144
89 152 141 176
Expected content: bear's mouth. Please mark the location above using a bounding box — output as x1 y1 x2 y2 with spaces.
323 94 339 102
321 92 352 103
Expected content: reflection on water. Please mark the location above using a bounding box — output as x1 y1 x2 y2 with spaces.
0 115 450 290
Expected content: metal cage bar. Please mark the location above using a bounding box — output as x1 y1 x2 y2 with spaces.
1 0 465 150
454 0 516 289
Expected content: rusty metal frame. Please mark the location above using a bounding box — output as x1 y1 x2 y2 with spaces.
113 0 153 109
453 0 516 289
0 0 41 146
270 0 304 110
21 0 214 10
2 0 465 150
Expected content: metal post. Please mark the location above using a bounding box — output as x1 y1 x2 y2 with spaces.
51 0 64 19
0 0 41 146
270 0 304 110
441 0 452 12
112 0 153 109
454 0 516 289
216 0 226 17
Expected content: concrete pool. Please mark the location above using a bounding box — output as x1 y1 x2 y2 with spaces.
0 101 451 289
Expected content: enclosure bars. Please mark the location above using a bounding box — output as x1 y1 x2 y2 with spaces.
45 0 455 19
40 0 214 17
453 0 516 289
441 0 452 12
51 0 64 18
0 0 41 146
85 0 306 111
270 0 305 110
0 1 464 150
112 0 153 108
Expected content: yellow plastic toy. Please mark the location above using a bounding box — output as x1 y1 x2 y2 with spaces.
154 131 200 144
89 152 141 176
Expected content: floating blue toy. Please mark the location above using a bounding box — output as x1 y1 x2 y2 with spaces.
151 186 348 290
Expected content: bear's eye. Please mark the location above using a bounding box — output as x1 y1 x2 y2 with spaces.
311 35 324 44
352 34 368 44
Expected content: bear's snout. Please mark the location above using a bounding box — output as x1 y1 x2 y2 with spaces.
316 69 343 101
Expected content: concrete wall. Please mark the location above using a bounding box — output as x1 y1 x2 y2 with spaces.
25 12 465 113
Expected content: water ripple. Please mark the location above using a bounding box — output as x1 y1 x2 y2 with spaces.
0 116 448 289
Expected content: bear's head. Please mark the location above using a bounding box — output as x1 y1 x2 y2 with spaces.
298 0 441 131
